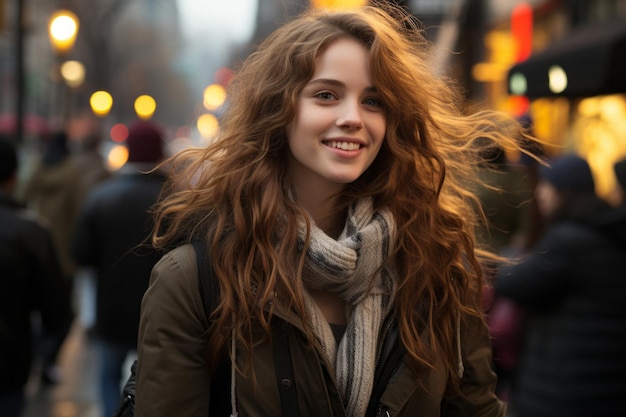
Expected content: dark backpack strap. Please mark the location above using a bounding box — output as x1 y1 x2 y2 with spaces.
191 240 231 416
192 240 219 317
193 240 299 417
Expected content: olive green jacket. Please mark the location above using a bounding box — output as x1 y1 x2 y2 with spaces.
136 245 506 417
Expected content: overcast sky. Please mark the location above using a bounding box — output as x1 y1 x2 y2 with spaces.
175 0 258 96
177 0 258 45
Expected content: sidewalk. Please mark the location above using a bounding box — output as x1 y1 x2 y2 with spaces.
23 321 101 417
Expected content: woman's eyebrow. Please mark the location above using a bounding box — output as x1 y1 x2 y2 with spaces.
307 78 345 88
307 78 378 93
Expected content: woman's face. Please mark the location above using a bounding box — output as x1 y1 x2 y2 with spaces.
286 38 387 198
535 179 562 218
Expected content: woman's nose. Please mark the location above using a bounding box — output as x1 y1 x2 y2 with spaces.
336 101 363 130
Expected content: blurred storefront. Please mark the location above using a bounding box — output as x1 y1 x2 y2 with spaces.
505 2 626 199
440 0 626 200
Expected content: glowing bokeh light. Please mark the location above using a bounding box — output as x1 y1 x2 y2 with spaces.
134 95 157 119
107 145 129 170
197 113 219 139
90 91 113 117
48 10 79 53
110 123 129 143
509 72 528 95
214 67 234 86
60 60 85 87
548 65 567 94
203 84 227 111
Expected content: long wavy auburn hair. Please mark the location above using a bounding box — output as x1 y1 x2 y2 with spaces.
152 4 533 391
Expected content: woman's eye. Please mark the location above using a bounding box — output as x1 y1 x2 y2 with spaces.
364 97 384 108
315 91 336 100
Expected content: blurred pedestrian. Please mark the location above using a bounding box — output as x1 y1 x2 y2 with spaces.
71 131 111 334
72 120 167 417
134 5 535 417
72 131 111 210
0 136 70 417
495 154 626 417
21 130 81 384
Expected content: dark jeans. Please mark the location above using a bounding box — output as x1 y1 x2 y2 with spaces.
98 340 136 417
40 279 75 372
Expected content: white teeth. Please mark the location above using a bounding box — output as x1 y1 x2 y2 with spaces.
326 141 361 151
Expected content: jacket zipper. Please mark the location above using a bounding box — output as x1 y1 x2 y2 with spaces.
376 405 391 417
365 315 402 417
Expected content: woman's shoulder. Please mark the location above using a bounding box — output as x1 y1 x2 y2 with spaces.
142 243 209 328
148 245 202 303
153 242 195 269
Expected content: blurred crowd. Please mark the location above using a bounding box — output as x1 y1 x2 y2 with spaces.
1 119 167 417
475 135 626 417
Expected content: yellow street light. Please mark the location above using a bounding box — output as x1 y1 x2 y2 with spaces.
197 113 219 140
60 60 85 88
203 84 227 111
134 95 157 119
90 90 113 117
48 10 79 54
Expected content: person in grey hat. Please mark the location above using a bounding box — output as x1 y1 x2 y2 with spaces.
495 153 626 417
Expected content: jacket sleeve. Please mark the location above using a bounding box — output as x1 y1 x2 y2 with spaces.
135 245 212 417
444 313 507 417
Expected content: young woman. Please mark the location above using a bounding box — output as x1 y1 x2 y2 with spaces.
136 5 530 417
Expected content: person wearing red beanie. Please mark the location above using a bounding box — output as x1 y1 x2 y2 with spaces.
72 120 168 417
125 121 164 164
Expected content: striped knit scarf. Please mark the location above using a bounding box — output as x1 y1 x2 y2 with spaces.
300 198 397 417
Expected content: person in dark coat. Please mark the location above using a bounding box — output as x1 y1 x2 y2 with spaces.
71 131 111 334
0 136 70 417
71 121 168 417
495 154 626 417
22 130 83 383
